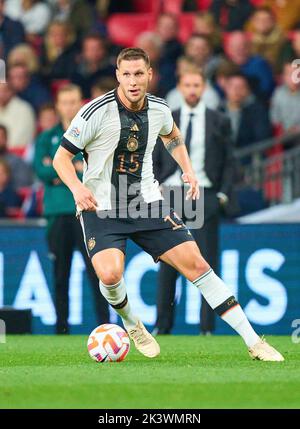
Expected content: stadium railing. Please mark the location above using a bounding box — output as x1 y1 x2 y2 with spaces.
234 131 300 206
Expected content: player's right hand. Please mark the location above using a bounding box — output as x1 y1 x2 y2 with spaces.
72 183 98 212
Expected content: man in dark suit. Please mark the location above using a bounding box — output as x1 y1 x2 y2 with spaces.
153 67 235 335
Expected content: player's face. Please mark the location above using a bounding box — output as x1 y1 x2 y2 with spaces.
116 59 152 107
56 90 82 122
179 73 205 107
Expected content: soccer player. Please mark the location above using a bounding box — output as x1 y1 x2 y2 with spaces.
53 48 284 361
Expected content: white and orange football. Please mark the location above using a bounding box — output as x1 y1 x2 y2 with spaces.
87 324 130 363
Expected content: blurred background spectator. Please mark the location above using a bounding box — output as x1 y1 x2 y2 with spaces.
156 13 183 95
0 124 34 188
219 72 272 149
278 25 300 72
0 0 25 60
184 34 222 80
193 11 222 53
40 21 77 83
262 0 300 32
0 158 22 217
71 33 115 98
210 0 254 31
5 0 52 41
90 76 117 99
37 102 59 133
7 43 39 73
271 62 300 134
8 63 51 112
247 6 286 72
0 83 35 152
50 0 95 39
224 31 275 100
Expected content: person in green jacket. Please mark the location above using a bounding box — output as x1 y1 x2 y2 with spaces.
34 84 109 334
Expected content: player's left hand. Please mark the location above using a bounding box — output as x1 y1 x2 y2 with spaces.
181 172 200 200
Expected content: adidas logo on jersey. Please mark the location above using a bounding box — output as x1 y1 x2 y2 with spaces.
130 123 139 132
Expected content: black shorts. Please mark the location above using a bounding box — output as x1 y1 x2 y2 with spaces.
79 201 194 262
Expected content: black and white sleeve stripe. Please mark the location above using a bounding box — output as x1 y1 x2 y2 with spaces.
61 137 81 155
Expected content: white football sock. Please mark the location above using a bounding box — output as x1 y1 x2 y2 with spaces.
99 278 138 331
193 268 259 348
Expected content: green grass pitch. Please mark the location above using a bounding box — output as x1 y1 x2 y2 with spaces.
0 335 299 409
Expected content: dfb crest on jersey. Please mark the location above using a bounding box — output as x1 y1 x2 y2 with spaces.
88 237 96 251
127 136 138 152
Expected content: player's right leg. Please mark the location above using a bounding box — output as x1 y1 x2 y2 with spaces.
91 248 160 358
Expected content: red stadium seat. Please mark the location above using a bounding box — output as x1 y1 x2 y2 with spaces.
178 13 196 43
197 0 212 10
132 0 160 14
6 207 25 219
250 0 264 6
17 187 33 201
50 79 71 98
7 147 27 158
163 0 184 14
107 14 156 47
288 31 296 41
264 143 283 203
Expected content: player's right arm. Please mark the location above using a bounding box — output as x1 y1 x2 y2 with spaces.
53 146 97 211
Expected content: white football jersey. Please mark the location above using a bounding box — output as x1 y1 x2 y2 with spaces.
62 89 174 210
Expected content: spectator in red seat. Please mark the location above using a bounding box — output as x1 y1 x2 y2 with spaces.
5 0 51 41
71 33 115 99
156 13 183 96
225 31 275 100
219 72 272 149
210 0 254 31
247 7 286 72
0 124 33 188
8 64 51 112
0 158 22 217
0 83 35 151
0 0 25 60
185 34 222 80
193 11 223 54
262 0 300 32
40 21 78 83
270 62 300 133
37 103 59 133
278 26 300 73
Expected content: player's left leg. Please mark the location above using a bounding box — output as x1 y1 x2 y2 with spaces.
159 241 284 362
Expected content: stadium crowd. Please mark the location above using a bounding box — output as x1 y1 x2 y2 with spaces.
1 0 300 218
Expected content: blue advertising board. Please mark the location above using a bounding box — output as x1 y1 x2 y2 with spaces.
0 223 299 335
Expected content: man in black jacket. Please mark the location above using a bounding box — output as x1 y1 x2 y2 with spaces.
153 67 235 335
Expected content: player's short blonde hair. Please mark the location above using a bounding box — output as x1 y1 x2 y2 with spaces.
117 47 150 69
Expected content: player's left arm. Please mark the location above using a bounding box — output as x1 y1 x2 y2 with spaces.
160 123 200 200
